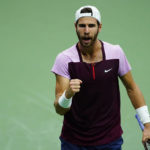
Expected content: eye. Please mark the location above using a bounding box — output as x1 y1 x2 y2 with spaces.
88 24 96 28
78 24 86 28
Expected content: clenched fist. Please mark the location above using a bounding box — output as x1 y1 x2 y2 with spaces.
65 79 82 99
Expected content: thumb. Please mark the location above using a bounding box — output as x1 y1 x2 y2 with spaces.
79 79 83 84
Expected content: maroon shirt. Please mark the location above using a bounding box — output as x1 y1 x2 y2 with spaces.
61 42 123 146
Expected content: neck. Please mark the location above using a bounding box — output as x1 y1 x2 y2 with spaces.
78 39 101 57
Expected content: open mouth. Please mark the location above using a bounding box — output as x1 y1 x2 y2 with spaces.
82 37 91 40
82 37 92 44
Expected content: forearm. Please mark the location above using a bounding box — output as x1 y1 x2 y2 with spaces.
127 83 146 109
121 71 150 142
54 100 70 115
127 85 150 128
54 92 72 115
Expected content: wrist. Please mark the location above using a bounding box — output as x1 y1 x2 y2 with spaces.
136 105 150 124
58 91 72 108
65 90 74 99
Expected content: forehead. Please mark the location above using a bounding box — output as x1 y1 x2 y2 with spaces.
78 17 97 24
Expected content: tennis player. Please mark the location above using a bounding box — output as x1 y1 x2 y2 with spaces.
51 5 150 150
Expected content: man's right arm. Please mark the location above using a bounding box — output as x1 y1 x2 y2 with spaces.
54 74 82 115
54 74 70 115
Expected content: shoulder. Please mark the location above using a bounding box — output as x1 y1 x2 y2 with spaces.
103 41 125 60
51 45 78 79
102 41 131 76
57 44 79 62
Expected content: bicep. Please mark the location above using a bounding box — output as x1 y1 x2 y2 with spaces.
120 71 136 90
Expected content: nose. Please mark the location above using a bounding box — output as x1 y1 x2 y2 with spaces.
84 25 89 34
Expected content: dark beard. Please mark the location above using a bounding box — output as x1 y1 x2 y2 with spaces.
76 29 99 48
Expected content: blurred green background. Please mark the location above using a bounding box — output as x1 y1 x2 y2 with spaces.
0 0 150 149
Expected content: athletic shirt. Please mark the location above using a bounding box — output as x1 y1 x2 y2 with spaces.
51 41 131 146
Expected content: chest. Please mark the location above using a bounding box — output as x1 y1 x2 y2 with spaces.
68 59 119 84
81 50 103 64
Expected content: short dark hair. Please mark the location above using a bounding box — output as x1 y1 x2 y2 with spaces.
75 7 100 26
80 7 93 14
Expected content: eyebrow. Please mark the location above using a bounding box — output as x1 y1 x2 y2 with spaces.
78 24 96 28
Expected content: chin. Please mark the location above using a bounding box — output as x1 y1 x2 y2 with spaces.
81 42 92 47
81 44 91 48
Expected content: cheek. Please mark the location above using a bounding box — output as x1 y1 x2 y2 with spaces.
76 30 82 39
77 28 83 32
93 28 99 35
77 29 84 36
76 29 80 35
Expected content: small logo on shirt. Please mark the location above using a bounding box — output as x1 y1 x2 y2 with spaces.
104 68 112 73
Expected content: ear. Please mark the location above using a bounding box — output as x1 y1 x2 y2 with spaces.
98 23 102 32
74 22 77 29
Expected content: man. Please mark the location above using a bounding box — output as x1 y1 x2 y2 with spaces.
51 5 150 150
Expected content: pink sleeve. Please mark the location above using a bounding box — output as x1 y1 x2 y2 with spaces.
51 53 71 79
118 46 131 76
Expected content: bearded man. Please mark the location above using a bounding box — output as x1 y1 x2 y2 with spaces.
51 5 150 150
